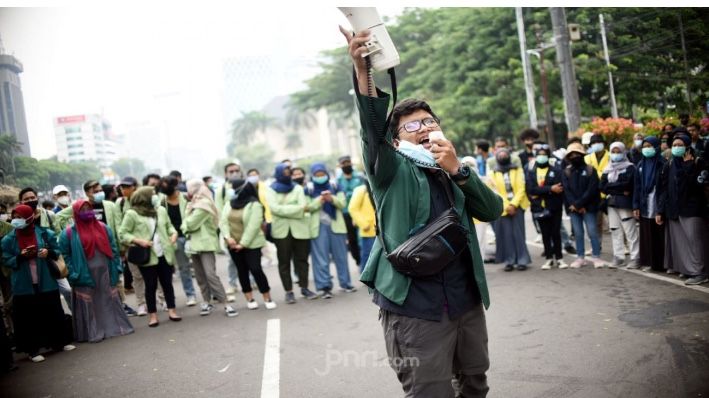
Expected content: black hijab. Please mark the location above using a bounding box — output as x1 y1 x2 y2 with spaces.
230 179 259 210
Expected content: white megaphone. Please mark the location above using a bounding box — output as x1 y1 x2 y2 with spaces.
339 7 400 71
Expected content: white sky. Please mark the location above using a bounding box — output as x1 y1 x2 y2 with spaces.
0 5 403 174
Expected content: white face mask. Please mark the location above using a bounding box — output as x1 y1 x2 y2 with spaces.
57 196 71 206
0 214 8 222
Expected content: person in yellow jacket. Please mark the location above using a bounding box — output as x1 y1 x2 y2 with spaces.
585 133 610 235
490 148 532 271
347 181 376 274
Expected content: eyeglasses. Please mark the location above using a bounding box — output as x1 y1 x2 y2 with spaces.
397 117 439 133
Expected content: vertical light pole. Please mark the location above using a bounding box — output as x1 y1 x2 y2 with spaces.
516 7 538 130
550 7 582 133
599 14 618 118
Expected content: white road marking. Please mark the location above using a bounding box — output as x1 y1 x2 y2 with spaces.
218 363 231 373
261 318 281 398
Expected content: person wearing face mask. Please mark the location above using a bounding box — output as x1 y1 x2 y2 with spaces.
159 176 197 307
52 185 72 214
490 148 532 272
18 187 58 234
485 136 522 173
216 162 243 299
306 163 356 298
58 199 134 341
56 180 120 233
246 168 277 266
600 142 639 269
584 133 611 239
115 177 138 222
632 136 667 272
335 156 364 268
219 179 276 310
518 128 541 168
182 180 237 317
266 163 318 304
1 205 75 363
656 133 709 285
628 133 644 165
525 145 567 270
119 187 181 326
562 143 607 269
343 27 503 396
291 167 306 187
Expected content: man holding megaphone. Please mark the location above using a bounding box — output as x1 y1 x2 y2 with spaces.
339 11 502 397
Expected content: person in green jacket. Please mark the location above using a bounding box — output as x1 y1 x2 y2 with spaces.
182 180 237 318
341 27 503 397
1 205 75 363
220 179 276 310
119 187 181 327
58 199 134 341
266 164 319 304
55 180 121 235
306 163 356 299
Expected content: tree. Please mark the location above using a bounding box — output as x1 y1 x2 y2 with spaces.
0 134 22 174
111 158 147 180
227 111 281 154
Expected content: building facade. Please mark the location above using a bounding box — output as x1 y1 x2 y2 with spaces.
54 114 119 168
0 42 30 156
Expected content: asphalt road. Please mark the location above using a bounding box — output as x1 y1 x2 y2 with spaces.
2 214 708 398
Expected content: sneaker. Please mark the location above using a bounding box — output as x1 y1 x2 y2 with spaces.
564 244 577 255
541 259 554 270
226 295 237 303
341 286 357 293
590 257 608 269
285 292 296 304
684 276 709 285
225 305 239 317
185 296 197 307
225 286 237 295
504 264 514 272
557 259 569 269
516 264 528 271
199 303 213 316
301 288 319 300
30 354 45 363
63 344 76 351
137 304 148 317
321 290 333 299
570 258 585 269
123 304 138 317
612 258 624 268
264 300 277 310
626 261 640 270
247 299 259 310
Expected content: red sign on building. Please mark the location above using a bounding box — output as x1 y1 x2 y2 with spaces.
56 115 86 124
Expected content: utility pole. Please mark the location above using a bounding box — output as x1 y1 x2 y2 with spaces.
678 13 692 112
599 14 618 118
550 7 582 133
515 7 538 130
532 26 556 149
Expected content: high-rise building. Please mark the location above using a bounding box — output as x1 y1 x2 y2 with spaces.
54 114 120 168
0 37 30 156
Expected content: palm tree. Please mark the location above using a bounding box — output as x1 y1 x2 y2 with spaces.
0 133 21 174
228 111 280 154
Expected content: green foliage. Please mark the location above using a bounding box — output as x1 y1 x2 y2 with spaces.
291 7 709 150
234 143 276 177
9 156 101 193
110 158 147 180
227 111 281 154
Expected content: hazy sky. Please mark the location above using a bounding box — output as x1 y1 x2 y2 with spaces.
0 5 403 174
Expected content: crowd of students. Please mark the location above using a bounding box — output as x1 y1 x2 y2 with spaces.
0 122 707 371
0 156 375 369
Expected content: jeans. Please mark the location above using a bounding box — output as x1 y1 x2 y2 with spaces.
176 237 195 298
569 212 601 258
310 224 352 291
227 257 238 288
359 237 375 274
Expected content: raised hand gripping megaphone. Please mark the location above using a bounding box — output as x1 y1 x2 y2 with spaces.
339 7 400 71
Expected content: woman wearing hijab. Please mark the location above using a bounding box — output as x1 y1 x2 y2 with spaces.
182 180 237 317
656 133 709 285
632 136 666 272
490 148 532 271
59 199 134 340
1 205 75 363
119 187 181 326
600 142 639 269
305 163 355 299
525 145 567 270
220 179 276 310
266 163 318 304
